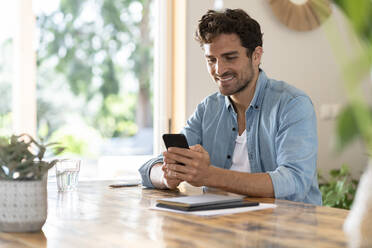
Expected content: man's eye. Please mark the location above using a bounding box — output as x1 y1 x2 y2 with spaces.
226 56 237 60
207 59 216 63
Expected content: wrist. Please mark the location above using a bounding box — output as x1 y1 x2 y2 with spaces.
160 171 170 189
204 166 221 187
150 163 168 189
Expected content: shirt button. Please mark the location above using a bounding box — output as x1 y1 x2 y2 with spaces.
232 128 236 131
255 105 259 109
227 155 231 159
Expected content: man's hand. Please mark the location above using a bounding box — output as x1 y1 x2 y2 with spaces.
149 162 182 189
163 144 211 187
161 162 182 189
163 145 275 197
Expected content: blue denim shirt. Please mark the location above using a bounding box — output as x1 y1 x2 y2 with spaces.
139 70 322 205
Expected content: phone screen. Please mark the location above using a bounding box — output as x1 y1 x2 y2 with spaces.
162 134 189 165
162 134 189 149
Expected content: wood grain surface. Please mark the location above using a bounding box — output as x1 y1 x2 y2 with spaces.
0 181 349 248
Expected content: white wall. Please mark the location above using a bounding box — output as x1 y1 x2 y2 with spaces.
182 0 370 177
185 0 217 115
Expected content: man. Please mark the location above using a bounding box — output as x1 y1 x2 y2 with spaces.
139 8 322 205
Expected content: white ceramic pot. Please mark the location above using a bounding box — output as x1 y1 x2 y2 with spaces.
343 160 372 248
0 179 47 232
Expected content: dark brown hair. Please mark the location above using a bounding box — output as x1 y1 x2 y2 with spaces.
195 8 263 57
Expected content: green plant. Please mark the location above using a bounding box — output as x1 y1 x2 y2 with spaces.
0 134 63 180
329 0 372 155
319 164 359 209
319 0 372 210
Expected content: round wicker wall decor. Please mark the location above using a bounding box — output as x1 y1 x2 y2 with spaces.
269 0 332 31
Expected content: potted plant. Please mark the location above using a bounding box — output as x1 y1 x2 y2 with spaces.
0 134 62 232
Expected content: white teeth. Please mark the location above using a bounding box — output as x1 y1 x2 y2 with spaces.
219 76 234 82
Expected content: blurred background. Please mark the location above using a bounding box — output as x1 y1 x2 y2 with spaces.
0 0 371 202
0 0 155 179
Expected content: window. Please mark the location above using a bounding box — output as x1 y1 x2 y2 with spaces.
35 0 154 155
3 0 166 179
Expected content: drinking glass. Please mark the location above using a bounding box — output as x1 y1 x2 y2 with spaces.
55 159 81 192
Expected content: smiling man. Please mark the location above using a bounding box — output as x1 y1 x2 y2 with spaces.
139 8 322 205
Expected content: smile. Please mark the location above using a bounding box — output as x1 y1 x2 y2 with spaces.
218 75 235 83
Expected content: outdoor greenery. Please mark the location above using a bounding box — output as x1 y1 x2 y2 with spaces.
0 134 63 180
36 0 154 156
319 164 358 209
0 0 154 157
0 39 12 138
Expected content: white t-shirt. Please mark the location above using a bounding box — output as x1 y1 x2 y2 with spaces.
230 130 251 173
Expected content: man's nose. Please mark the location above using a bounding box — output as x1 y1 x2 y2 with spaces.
215 60 227 76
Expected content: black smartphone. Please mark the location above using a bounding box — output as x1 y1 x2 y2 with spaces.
162 134 189 150
162 134 189 166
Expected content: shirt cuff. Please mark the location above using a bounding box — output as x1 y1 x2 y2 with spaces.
268 167 296 198
138 156 163 188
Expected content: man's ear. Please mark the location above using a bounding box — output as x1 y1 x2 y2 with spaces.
252 46 263 66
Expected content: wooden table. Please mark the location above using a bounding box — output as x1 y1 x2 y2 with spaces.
0 180 349 248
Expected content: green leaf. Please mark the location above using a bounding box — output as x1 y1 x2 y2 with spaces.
339 164 349 177
330 169 341 177
0 166 8 179
336 105 359 151
0 134 62 180
319 164 358 209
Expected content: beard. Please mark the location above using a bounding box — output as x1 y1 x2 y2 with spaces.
217 62 255 96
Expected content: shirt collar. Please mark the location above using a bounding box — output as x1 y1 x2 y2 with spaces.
224 69 268 111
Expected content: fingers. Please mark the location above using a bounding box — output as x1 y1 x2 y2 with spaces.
170 155 193 166
163 151 176 163
164 169 190 182
189 144 204 152
163 177 181 189
162 163 182 189
166 163 190 174
165 144 204 156
164 163 196 182
164 150 202 165
163 157 177 164
167 147 197 159
163 169 183 183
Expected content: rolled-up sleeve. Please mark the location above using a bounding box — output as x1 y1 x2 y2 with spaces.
138 155 163 188
268 96 318 201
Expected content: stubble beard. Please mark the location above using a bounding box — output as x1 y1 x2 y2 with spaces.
218 63 255 96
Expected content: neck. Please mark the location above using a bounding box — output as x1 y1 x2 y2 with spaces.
230 69 259 114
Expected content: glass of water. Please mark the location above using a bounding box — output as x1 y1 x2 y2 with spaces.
55 159 81 192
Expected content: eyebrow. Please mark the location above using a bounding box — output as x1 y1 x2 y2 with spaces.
205 51 239 58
